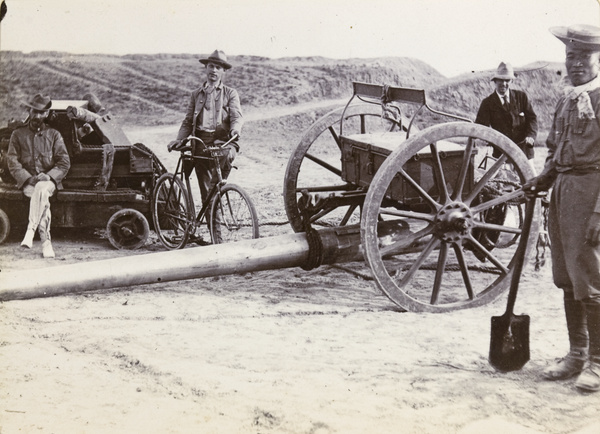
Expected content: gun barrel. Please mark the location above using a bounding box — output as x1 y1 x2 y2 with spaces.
0 226 363 301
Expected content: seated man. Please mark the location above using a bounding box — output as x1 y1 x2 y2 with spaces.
7 93 71 258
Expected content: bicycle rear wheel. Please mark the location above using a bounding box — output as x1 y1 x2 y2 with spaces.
209 183 259 244
152 173 194 249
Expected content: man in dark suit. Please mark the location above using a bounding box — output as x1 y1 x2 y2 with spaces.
475 62 538 170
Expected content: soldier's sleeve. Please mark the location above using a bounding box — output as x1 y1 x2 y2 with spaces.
227 88 244 136
6 131 32 188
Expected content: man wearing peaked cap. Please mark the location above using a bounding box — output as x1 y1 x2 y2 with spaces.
475 61 539 168
525 24 600 393
6 93 70 258
168 49 243 243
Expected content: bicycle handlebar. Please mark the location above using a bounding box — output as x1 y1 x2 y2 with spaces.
169 134 239 153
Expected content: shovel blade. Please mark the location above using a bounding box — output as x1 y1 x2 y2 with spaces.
489 313 530 372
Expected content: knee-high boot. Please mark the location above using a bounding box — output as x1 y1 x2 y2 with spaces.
542 291 588 380
575 296 600 392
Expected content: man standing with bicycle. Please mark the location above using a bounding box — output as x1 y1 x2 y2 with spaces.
169 49 243 219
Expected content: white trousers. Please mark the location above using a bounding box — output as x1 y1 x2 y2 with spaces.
23 181 56 242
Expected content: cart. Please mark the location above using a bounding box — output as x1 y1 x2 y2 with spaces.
283 82 537 312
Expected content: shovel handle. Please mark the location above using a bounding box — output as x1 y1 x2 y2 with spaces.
504 192 540 315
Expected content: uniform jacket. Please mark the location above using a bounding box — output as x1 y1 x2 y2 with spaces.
475 89 538 158
176 81 243 150
544 87 600 299
7 124 70 189
545 87 600 211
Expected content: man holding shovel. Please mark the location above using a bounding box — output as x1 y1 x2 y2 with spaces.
526 24 600 392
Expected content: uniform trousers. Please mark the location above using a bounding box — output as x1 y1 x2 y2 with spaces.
549 172 600 359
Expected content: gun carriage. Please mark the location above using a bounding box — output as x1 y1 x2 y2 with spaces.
0 83 538 313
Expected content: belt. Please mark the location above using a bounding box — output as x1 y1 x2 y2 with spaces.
556 165 600 175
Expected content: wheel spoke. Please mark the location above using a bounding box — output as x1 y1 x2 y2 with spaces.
380 224 433 257
429 142 450 204
452 137 475 201
327 126 342 150
396 237 440 287
471 189 524 214
453 244 474 300
473 220 521 235
304 152 342 177
466 234 509 274
378 208 435 222
399 168 441 211
464 154 508 204
431 243 449 304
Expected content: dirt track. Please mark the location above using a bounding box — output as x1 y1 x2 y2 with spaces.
1 110 599 433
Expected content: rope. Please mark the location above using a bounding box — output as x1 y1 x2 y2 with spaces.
535 197 551 271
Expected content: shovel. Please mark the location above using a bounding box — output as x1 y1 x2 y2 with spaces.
489 192 537 372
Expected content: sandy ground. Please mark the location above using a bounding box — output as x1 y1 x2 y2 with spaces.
1 108 600 434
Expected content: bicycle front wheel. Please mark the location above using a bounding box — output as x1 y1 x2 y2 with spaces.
152 173 194 249
210 183 259 244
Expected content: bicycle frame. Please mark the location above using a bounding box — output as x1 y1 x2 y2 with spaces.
170 134 238 234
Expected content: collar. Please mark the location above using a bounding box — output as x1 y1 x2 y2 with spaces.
563 75 600 99
496 91 509 103
202 80 223 91
28 122 47 133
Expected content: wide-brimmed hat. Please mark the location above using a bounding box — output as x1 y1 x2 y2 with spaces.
491 62 515 81
550 24 600 50
24 93 52 111
199 50 232 70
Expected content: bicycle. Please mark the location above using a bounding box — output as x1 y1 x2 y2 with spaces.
151 134 259 249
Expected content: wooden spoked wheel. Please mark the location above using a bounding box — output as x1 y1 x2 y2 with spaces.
361 122 538 312
0 207 10 244
283 103 408 232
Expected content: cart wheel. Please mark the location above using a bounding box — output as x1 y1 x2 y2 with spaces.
209 183 259 244
151 173 193 250
284 103 409 232
361 122 538 312
106 208 150 250
0 207 10 244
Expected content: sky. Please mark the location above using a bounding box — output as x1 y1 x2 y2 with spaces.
0 0 599 77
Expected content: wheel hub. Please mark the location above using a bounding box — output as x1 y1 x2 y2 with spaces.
434 202 474 243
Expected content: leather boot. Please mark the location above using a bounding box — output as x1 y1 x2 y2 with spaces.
575 358 600 392
542 348 587 380
543 292 588 380
576 298 600 392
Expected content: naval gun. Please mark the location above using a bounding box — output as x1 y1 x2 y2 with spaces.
0 82 539 313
